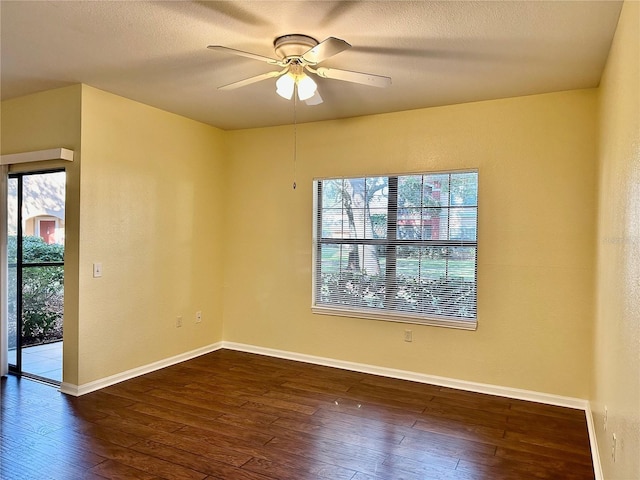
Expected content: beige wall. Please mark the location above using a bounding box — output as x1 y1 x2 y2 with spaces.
594 1 640 478
3 9 638 473
1 85 82 384
77 86 226 384
223 89 597 398
1 85 227 385
3 18 636 468
0 81 601 401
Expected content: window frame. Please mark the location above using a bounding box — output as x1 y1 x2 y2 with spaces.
312 169 478 330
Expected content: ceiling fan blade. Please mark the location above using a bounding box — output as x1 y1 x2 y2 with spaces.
302 37 351 64
311 67 392 88
208 45 282 65
305 90 323 106
218 69 286 90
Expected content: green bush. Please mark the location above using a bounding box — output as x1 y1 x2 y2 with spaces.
318 271 476 319
7 236 64 346
8 235 64 263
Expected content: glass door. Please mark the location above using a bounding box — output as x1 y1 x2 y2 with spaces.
7 170 65 384
7 176 18 371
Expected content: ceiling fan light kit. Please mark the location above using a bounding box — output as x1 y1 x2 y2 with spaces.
208 33 391 105
275 74 295 100
275 60 318 101
295 74 317 101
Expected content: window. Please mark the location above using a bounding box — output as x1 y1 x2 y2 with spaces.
312 170 478 330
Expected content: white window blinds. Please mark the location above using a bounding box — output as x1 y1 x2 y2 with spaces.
312 171 478 330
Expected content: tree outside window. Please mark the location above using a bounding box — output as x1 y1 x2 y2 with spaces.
314 171 478 327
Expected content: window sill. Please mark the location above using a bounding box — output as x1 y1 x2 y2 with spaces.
311 305 477 331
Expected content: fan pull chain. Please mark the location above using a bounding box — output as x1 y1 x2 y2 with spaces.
293 91 297 190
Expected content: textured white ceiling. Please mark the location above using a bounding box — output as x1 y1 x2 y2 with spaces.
0 1 623 130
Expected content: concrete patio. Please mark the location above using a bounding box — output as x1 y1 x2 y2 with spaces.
10 341 62 383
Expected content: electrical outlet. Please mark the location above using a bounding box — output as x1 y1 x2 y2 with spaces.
612 433 617 462
404 330 413 342
195 311 202 323
176 316 183 328
604 405 608 431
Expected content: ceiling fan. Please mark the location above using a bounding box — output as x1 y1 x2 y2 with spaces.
208 34 392 105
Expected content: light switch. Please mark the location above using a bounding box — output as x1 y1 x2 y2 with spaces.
93 262 103 278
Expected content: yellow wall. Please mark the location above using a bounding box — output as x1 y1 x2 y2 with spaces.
3 12 638 473
6 20 636 428
594 1 640 478
1 85 227 385
223 89 597 398
1 85 82 384
0 83 600 400
76 86 226 384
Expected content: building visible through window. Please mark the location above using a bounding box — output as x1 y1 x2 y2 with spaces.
313 171 478 329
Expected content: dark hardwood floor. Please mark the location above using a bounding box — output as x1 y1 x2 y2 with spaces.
1 349 594 479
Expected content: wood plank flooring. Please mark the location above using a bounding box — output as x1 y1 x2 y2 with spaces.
1 349 595 479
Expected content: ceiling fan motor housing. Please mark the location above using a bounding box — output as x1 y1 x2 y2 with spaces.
274 34 318 60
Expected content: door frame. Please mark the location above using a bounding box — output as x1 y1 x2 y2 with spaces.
3 168 66 381
1 148 73 379
0 165 8 377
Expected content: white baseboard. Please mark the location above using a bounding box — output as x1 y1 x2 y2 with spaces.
59 342 223 396
585 402 604 480
222 341 588 409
